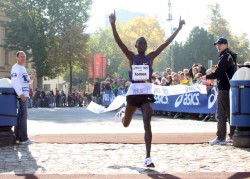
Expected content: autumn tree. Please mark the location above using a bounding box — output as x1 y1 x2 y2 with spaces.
173 27 217 71
47 25 87 93
87 16 167 78
0 0 92 88
172 2 250 72
207 2 250 63
119 17 166 71
87 28 122 78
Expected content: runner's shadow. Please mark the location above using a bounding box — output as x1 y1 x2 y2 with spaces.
228 172 250 179
108 165 161 174
108 165 181 178
147 174 181 179
240 148 250 152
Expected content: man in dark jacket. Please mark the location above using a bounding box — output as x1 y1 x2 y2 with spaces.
203 38 236 145
93 80 101 104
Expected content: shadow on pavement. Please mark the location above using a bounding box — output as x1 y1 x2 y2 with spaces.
108 165 161 174
0 144 45 175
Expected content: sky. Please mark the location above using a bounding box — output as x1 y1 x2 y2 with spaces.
86 0 250 43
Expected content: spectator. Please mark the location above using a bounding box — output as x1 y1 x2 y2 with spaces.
197 63 207 75
171 73 179 85
152 76 161 85
40 90 46 107
61 90 66 107
194 73 206 85
93 80 101 104
165 75 172 86
124 81 131 92
153 72 162 82
204 38 236 145
192 66 199 83
11 51 34 145
55 88 59 107
28 88 33 108
34 88 41 108
165 68 172 76
162 71 168 79
160 77 167 86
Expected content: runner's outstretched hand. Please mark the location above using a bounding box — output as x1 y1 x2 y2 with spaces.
109 10 116 24
178 16 185 29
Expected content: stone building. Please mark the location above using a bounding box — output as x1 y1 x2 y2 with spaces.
0 13 73 94
0 13 36 89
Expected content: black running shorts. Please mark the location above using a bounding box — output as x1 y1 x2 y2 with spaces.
126 94 155 108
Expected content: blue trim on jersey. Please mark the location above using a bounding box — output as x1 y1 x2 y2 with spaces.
11 73 17 77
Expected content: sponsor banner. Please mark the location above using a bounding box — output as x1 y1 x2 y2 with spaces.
87 95 126 114
158 84 207 96
87 101 107 114
126 83 153 96
152 87 217 114
94 54 102 78
88 60 94 78
126 83 207 96
87 86 217 114
102 90 115 106
117 89 126 96
102 56 106 79
102 89 126 107
93 54 106 79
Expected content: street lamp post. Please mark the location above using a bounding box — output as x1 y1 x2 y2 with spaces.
167 0 174 70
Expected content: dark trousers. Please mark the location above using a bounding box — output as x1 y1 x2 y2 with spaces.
14 98 28 142
216 90 236 140
56 96 59 107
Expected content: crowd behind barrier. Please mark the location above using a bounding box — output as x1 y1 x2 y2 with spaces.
28 88 84 108
28 63 223 121
89 63 220 121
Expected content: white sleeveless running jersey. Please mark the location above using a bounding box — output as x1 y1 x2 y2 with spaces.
11 63 31 98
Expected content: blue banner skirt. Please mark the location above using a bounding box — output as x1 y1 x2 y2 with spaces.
152 87 217 114
102 87 217 114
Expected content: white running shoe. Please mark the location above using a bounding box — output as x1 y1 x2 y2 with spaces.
19 139 34 145
144 157 155 168
225 137 233 143
209 138 226 145
114 107 125 122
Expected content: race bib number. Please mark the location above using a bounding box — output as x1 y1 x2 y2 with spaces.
132 65 149 81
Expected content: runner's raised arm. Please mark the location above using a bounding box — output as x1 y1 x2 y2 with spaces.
109 10 134 61
147 17 185 61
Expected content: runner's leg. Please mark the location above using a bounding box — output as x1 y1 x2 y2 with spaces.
141 102 152 158
122 104 137 127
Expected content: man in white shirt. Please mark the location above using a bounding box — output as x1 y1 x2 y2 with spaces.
11 51 34 144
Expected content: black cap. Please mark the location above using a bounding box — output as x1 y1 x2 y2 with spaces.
214 38 228 45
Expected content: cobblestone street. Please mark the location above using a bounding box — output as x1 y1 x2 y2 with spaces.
0 108 250 177
1 143 250 174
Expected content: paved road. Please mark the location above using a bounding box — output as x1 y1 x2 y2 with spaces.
1 107 250 176
27 107 217 134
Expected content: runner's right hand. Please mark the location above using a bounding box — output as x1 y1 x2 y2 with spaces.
109 10 116 24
